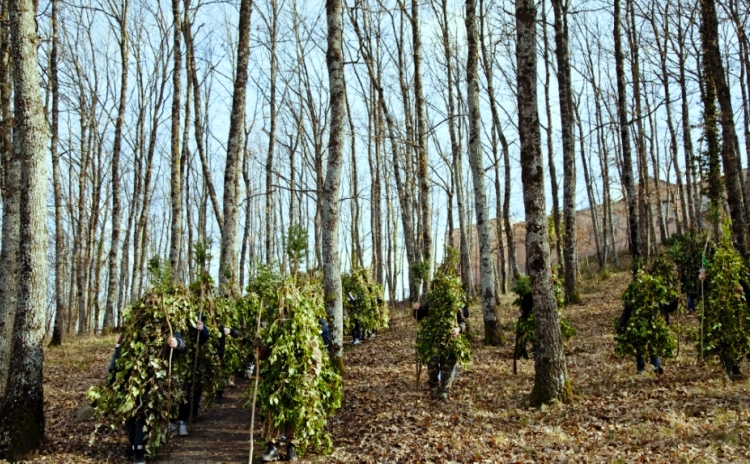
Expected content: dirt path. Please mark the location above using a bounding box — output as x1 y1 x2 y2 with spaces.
154 379 253 463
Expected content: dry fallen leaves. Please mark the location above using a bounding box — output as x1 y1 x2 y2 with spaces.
18 271 750 463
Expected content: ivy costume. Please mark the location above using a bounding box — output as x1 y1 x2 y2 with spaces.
108 332 186 464
414 301 468 403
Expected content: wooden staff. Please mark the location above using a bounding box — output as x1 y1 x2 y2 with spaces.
188 284 205 426
248 301 263 464
163 295 175 451
415 350 422 392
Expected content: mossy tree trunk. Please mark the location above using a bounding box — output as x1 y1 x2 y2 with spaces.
0 0 49 456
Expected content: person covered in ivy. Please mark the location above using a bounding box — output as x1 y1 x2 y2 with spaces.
254 281 342 463
413 299 468 403
175 318 209 436
107 331 186 464
618 300 664 374
615 270 676 375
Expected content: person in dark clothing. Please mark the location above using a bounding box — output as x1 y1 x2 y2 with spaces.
109 332 186 464
618 302 663 374
348 292 362 345
215 324 241 403
176 319 209 436
514 293 534 360
660 299 679 326
413 300 467 403
319 318 331 350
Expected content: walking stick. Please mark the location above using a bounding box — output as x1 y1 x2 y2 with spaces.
700 232 710 363
188 284 205 426
513 329 520 375
248 300 263 464
415 350 422 392
163 295 175 451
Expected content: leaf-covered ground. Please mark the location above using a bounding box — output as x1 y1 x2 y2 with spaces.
14 270 750 463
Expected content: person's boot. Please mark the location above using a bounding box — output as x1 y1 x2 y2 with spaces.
133 444 146 464
261 443 280 462
286 444 298 461
438 392 449 404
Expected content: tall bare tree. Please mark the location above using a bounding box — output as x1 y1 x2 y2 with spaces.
551 0 578 303
219 0 253 295
614 0 640 265
169 0 183 276
465 0 500 344
323 0 345 372
516 0 572 406
104 0 129 329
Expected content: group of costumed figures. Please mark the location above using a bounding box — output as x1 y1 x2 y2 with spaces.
88 248 383 463
615 227 750 379
87 227 750 464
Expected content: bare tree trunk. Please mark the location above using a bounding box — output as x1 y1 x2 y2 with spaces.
50 0 65 344
323 0 345 373
675 0 699 230
465 0 499 344
0 0 13 368
479 0 506 293
104 0 129 330
575 98 604 269
700 0 748 254
551 0 578 302
0 0 49 455
169 0 183 277
411 0 432 295
516 0 572 406
263 0 278 266
614 0 641 265
219 0 253 295
541 0 563 274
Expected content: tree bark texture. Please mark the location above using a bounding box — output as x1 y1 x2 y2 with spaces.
465 0 500 345
700 0 748 254
551 0 578 303
515 0 572 406
613 0 640 265
0 0 49 456
219 0 253 295
169 0 183 277
104 0 129 330
324 0 345 373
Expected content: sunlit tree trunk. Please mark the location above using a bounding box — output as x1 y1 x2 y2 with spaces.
323 0 345 373
219 0 253 295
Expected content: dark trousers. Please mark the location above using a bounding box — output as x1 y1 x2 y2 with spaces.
428 355 457 395
636 354 661 372
351 321 362 341
719 352 741 379
178 383 203 422
125 416 146 446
